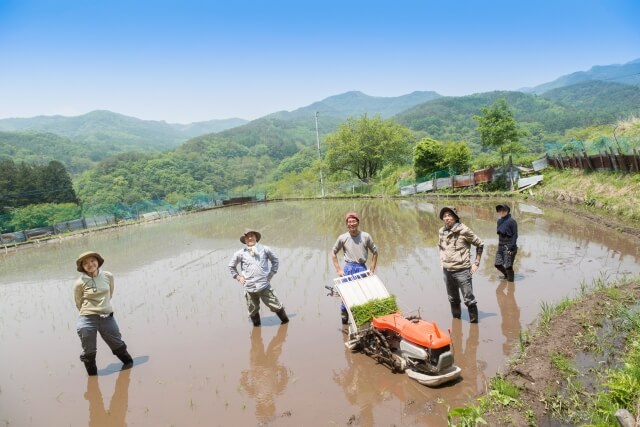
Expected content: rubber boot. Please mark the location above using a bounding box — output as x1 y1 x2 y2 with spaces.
495 265 507 279
114 344 133 368
506 269 515 282
450 303 461 319
276 308 289 324
468 305 479 323
81 353 98 376
250 313 261 327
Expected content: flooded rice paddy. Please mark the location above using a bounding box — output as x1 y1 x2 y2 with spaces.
1 199 639 426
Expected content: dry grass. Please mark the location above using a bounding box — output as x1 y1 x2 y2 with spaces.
533 169 640 223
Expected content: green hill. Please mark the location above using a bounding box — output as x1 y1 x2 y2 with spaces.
395 82 640 147
0 131 95 174
0 111 247 174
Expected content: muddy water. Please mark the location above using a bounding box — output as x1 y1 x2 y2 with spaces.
1 199 638 426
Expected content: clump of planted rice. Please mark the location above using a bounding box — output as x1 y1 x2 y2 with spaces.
350 295 399 327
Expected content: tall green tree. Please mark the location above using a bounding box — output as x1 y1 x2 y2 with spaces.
413 137 444 178
42 161 78 204
442 141 472 174
473 98 522 170
325 114 414 182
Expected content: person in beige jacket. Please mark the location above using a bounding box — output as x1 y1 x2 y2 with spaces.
74 251 133 375
438 207 484 323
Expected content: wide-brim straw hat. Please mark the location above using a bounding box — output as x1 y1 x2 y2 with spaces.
76 251 105 272
439 207 460 222
240 228 262 244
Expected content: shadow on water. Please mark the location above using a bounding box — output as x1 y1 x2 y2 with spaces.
0 199 638 426
98 355 150 376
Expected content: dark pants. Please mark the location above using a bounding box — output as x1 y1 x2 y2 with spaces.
443 268 477 307
495 246 517 279
76 313 126 361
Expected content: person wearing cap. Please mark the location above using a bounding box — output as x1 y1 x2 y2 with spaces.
331 211 379 324
73 251 133 376
495 204 518 282
438 207 484 323
228 228 289 327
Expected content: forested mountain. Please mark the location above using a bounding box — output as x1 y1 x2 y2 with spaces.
5 58 640 211
395 82 640 150
0 110 247 142
268 90 442 120
540 81 640 121
0 111 247 174
524 58 640 94
72 80 640 207
0 131 94 175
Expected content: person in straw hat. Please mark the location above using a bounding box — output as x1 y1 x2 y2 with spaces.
73 251 133 376
228 228 289 327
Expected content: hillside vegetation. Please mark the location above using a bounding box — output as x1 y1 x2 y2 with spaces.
0 111 246 173
1 60 640 217
529 167 640 224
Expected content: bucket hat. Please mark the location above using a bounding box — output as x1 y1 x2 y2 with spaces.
439 207 460 222
76 251 105 273
495 204 511 213
240 228 262 244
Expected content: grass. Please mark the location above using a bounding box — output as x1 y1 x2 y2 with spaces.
447 275 640 427
530 168 640 224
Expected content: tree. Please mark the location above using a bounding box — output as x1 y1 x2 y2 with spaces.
413 137 444 178
413 138 471 178
325 115 414 182
473 98 522 170
441 141 472 174
42 161 78 204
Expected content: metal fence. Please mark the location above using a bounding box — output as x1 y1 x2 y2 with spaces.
545 150 640 173
0 193 266 246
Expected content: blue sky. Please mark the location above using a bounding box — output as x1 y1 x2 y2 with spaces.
1 0 638 123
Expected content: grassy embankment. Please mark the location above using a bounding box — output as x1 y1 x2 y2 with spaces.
525 168 640 225
448 276 640 427
446 168 640 426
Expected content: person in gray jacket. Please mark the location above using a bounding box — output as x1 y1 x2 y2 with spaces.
229 228 289 327
437 207 484 323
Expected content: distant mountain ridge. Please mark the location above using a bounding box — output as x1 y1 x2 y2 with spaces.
2 57 640 184
268 90 441 120
524 58 640 94
0 110 247 144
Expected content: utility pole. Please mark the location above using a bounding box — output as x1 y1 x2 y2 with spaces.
315 111 325 197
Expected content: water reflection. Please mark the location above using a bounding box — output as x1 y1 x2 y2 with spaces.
239 325 290 422
333 350 398 426
496 281 521 355
452 320 482 395
1 199 639 427
85 369 130 427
